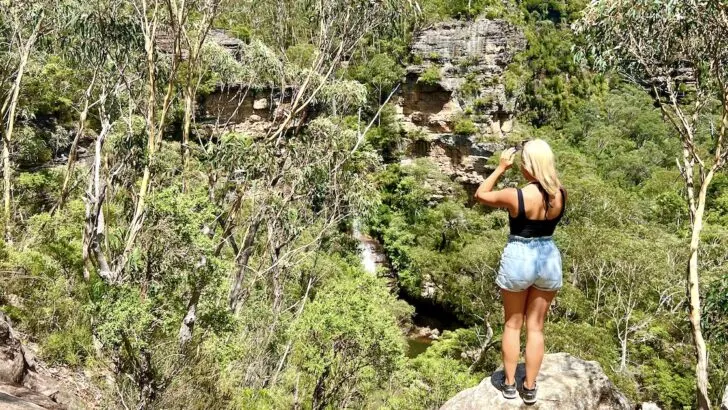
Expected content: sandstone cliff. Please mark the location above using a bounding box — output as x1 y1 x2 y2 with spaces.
398 18 526 138
398 18 525 187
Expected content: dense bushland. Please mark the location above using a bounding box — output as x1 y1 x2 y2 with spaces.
0 1 725 409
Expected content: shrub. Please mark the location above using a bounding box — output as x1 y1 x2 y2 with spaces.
453 117 478 136
418 65 442 86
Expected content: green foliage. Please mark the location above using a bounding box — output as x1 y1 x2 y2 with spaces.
704 274 728 344
285 43 318 68
418 0 510 21
453 117 478 136
364 104 403 161
352 53 405 99
472 96 494 113
418 65 442 86
459 74 481 99
43 324 94 367
291 271 408 409
22 56 81 121
519 0 587 24
382 331 480 409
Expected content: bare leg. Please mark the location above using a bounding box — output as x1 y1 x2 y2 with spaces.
524 287 557 389
501 289 528 385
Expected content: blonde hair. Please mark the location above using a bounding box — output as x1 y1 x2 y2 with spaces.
521 139 561 197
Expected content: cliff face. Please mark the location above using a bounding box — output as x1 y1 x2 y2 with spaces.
398 18 526 187
440 353 631 410
398 18 526 137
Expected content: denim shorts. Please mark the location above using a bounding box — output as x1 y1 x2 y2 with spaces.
496 236 563 292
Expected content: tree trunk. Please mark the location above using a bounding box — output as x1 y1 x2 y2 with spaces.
2 133 11 243
312 364 330 410
229 218 261 311
181 84 194 193
2 45 32 243
57 75 97 211
689 171 713 410
179 281 202 346
619 329 628 373
83 113 113 281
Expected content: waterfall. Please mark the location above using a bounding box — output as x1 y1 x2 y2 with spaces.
353 219 378 275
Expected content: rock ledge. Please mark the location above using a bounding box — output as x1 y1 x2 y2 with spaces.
440 353 630 410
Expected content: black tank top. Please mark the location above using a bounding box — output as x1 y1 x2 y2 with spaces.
509 184 566 238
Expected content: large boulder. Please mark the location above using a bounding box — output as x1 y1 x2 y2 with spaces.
440 353 630 410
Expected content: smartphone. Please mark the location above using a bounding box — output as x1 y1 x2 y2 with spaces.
514 139 528 151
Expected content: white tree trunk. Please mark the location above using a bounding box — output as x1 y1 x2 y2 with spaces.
2 46 32 243
689 175 713 410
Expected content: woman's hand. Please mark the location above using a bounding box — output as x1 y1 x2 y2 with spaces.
499 147 516 170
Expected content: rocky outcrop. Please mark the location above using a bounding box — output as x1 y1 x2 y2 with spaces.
397 19 523 192
408 325 440 341
406 134 504 188
198 87 302 136
398 19 526 137
440 353 631 410
0 313 94 409
721 384 728 410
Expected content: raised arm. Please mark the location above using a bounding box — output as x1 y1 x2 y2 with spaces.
474 147 518 214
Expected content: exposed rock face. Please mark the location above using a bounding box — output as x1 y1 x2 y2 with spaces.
398 19 523 192
0 316 27 386
399 19 526 137
407 134 504 187
440 353 631 410
721 384 728 410
0 313 94 409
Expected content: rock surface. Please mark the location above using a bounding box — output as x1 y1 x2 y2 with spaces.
0 313 97 409
407 134 504 188
397 18 523 193
440 353 630 410
721 384 728 410
399 18 526 138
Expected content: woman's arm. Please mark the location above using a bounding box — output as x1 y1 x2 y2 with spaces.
474 148 518 213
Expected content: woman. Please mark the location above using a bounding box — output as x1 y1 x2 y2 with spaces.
473 139 566 405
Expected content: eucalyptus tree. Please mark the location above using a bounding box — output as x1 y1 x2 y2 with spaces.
224 0 414 312
51 1 143 212
576 2 728 407
116 0 184 279
177 0 224 193
0 1 47 243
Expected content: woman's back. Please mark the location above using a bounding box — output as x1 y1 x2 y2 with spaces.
509 183 566 238
517 184 565 220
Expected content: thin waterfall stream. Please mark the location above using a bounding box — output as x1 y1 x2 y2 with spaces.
353 219 465 357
